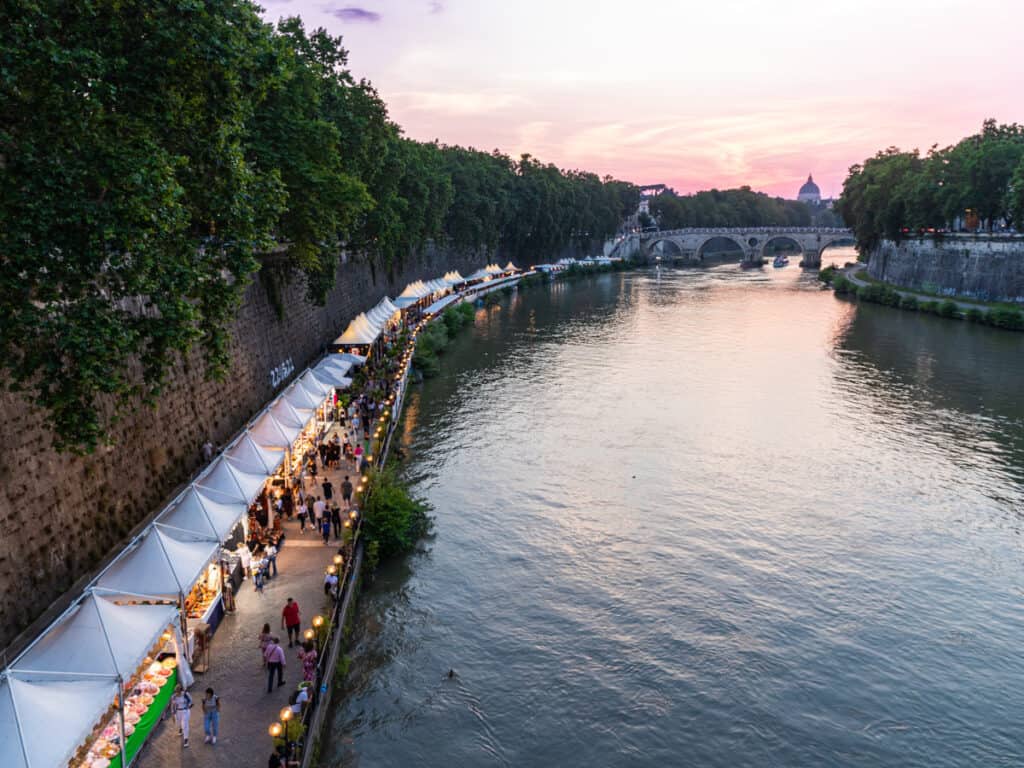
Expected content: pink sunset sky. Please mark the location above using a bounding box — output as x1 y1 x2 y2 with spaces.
260 0 1022 198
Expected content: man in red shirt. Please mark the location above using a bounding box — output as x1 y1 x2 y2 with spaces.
281 597 301 647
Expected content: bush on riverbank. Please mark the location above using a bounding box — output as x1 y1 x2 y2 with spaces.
856 282 902 308
412 302 477 378
361 468 433 563
818 265 837 284
832 275 855 295
987 307 1024 329
900 295 919 311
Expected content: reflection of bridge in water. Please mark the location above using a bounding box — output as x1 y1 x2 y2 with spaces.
627 227 855 268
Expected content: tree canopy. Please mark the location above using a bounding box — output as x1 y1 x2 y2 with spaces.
837 120 1024 252
0 1 637 451
649 187 814 229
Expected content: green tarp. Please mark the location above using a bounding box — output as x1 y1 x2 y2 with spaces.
109 668 177 768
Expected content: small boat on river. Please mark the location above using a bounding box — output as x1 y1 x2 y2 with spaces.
772 254 790 268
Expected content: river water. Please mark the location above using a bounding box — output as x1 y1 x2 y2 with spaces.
327 253 1024 767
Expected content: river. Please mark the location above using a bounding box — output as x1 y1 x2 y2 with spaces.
325 252 1024 767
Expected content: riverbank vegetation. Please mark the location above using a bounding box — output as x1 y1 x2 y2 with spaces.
412 303 476 378
837 120 1024 252
360 468 433 571
2 3 639 452
649 186 841 228
821 268 1024 329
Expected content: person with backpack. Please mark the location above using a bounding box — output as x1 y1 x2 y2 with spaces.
171 684 192 747
201 687 220 744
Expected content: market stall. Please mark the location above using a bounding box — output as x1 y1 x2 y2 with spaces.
4 592 187 768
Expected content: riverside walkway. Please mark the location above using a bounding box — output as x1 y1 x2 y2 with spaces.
142 432 361 768
841 263 1003 313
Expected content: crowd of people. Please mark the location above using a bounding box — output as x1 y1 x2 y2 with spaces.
168 325 416 765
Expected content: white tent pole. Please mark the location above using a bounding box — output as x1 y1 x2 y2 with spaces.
117 676 128 768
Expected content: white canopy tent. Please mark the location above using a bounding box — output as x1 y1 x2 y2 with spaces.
224 433 284 477
97 527 218 600
296 370 333 399
466 268 491 281
249 409 299 450
0 673 118 768
336 352 367 366
12 594 179 683
334 313 381 345
158 486 247 542
281 379 323 411
443 270 466 286
393 280 431 309
484 263 503 275
195 455 268 506
503 261 520 272
4 593 189 768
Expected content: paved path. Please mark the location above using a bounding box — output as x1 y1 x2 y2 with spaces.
142 430 361 768
842 263 992 313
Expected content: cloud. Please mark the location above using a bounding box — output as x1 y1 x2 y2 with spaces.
328 6 381 22
428 1 444 12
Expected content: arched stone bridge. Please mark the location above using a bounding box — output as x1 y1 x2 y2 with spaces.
640 227 855 268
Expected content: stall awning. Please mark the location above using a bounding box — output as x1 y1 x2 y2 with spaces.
225 434 284 477
443 270 466 286
334 313 381 345
195 456 268 506
466 268 491 281
249 409 298 450
503 261 520 272
11 594 178 682
425 294 461 315
296 370 333 399
282 380 323 411
337 352 367 366
312 359 353 388
268 397 313 433
97 527 218 599
0 674 117 768
158 486 247 542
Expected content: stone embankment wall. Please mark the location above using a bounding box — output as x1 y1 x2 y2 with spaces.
0 246 486 653
867 236 1024 304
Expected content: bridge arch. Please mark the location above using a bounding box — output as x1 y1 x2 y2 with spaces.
695 235 747 262
648 238 684 258
808 234 857 267
757 235 803 262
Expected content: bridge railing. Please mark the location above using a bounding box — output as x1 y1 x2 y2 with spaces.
643 227 853 238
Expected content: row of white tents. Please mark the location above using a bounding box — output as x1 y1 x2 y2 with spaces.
1 262 530 768
0 350 366 768
332 265 518 349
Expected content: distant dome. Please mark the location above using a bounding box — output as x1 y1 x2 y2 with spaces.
797 174 821 203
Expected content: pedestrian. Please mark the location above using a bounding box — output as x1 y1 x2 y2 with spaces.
259 622 272 667
264 637 286 692
313 496 325 527
269 750 284 768
353 444 363 470
253 565 265 595
281 597 301 647
330 504 342 540
322 478 334 504
201 687 220 744
298 640 318 682
323 569 338 597
341 475 353 509
238 543 252 580
266 542 278 578
201 440 214 463
320 516 331 545
171 684 192 748
297 503 307 532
